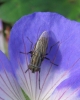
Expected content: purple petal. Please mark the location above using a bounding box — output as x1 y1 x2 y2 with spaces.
9 12 80 99
0 51 25 100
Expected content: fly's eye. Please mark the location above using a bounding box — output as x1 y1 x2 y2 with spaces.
32 52 34 55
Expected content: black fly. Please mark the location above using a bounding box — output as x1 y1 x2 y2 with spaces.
20 31 58 89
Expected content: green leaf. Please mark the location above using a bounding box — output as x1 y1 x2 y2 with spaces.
0 0 35 23
0 0 80 23
21 88 30 100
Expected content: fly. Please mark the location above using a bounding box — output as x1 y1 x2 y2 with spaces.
25 31 48 72
20 31 59 89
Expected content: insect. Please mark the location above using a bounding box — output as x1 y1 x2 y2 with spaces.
20 31 58 89
25 31 48 72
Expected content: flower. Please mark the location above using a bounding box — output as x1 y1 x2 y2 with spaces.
0 12 80 100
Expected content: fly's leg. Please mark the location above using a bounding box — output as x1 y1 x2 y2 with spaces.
20 51 31 74
20 36 33 55
46 41 59 55
20 37 33 55
25 68 29 73
26 37 33 50
44 57 58 66
39 69 41 90
20 51 32 54
20 37 33 73
19 51 32 73
44 41 59 66
20 51 33 57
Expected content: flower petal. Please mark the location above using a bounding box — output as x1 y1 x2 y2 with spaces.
9 12 80 100
48 88 80 100
0 51 25 100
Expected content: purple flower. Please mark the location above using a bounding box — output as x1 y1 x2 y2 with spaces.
0 12 80 100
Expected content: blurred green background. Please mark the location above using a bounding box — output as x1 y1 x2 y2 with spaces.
0 0 80 23
0 0 80 54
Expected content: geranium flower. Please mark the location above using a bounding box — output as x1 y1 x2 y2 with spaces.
0 12 80 100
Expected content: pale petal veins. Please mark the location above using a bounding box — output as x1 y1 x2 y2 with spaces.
0 51 25 100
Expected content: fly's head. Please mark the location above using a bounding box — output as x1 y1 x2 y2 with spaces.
28 64 40 73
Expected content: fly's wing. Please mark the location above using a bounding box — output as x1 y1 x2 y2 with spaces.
34 31 49 55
